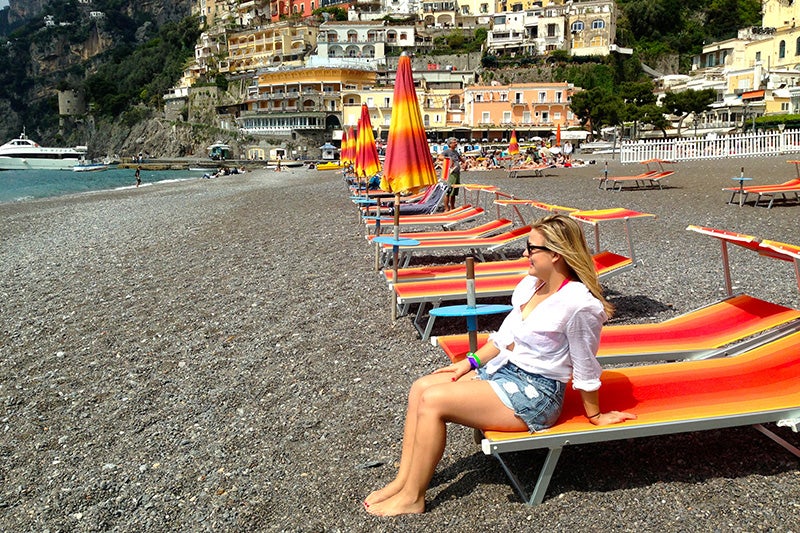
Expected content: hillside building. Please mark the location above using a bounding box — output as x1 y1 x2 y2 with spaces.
464 82 578 141
220 21 318 73
235 67 377 134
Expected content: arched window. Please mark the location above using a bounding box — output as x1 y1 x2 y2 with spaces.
591 19 605 30
795 37 800 55
571 21 584 32
780 40 786 59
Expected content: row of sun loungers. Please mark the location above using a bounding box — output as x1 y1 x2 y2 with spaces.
363 205 486 233
348 180 800 507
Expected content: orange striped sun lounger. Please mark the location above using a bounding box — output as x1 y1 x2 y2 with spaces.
481 330 800 505
601 170 675 191
507 163 555 179
366 218 513 243
595 169 658 189
364 205 485 233
382 257 530 283
494 199 578 226
395 251 634 339
435 294 800 364
379 225 532 268
722 178 800 208
569 207 655 272
437 225 800 362
387 250 629 285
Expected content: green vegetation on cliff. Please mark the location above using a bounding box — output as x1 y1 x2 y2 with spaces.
84 16 200 116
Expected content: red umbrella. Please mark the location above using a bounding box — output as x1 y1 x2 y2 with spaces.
556 123 562 147
354 104 381 181
508 130 520 156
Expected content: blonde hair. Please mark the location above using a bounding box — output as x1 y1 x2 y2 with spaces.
531 214 614 318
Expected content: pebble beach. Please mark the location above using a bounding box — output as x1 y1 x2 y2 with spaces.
1 155 799 531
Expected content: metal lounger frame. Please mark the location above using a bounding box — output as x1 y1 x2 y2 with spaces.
483 410 800 506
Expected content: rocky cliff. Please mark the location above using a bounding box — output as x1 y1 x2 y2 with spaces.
7 0 48 25
7 0 193 26
80 117 251 162
0 0 195 147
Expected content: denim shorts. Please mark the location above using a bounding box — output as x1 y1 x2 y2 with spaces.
477 363 565 432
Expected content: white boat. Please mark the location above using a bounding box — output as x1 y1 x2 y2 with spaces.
0 131 88 170
73 162 109 172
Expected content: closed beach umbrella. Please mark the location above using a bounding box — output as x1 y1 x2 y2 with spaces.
345 125 357 166
556 123 562 147
379 52 439 320
508 130 520 156
340 128 351 166
380 52 437 198
354 104 381 181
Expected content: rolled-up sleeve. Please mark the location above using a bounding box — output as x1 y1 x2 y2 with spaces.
566 308 604 391
489 311 516 350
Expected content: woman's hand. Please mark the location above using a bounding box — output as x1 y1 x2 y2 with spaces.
432 359 473 382
589 411 637 426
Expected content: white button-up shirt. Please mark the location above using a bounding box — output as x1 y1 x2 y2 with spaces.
485 275 606 391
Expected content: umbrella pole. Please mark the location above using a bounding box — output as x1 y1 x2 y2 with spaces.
391 192 401 322
466 256 478 352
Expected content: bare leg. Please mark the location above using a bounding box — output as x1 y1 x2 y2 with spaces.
366 379 527 516
364 372 454 506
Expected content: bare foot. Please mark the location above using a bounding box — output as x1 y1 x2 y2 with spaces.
364 480 403 507
365 492 425 517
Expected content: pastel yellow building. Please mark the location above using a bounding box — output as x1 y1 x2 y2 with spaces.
221 21 318 73
237 67 376 133
341 85 459 139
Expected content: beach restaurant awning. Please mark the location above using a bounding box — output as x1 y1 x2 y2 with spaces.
742 89 765 101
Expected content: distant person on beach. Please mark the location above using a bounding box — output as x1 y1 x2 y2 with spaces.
438 137 463 211
135 166 141 187
364 214 636 517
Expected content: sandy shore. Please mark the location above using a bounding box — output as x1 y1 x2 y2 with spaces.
1 156 798 531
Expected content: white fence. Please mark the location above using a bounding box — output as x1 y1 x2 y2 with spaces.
620 129 800 163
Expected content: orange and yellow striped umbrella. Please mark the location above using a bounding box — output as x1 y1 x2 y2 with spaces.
508 130 520 156
340 128 351 165
345 126 357 165
380 53 437 194
354 105 381 179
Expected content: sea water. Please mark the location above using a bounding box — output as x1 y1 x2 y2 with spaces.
0 167 205 204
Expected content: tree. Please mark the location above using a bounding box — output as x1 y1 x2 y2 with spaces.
570 87 624 137
619 81 658 139
638 104 670 137
312 7 347 21
705 0 761 40
661 88 717 136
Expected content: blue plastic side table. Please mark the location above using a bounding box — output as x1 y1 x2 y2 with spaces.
729 176 753 207
430 304 512 349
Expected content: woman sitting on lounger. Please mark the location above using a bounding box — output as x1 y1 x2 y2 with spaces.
364 214 636 517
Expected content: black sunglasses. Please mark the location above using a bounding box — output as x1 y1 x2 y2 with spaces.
526 243 550 254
